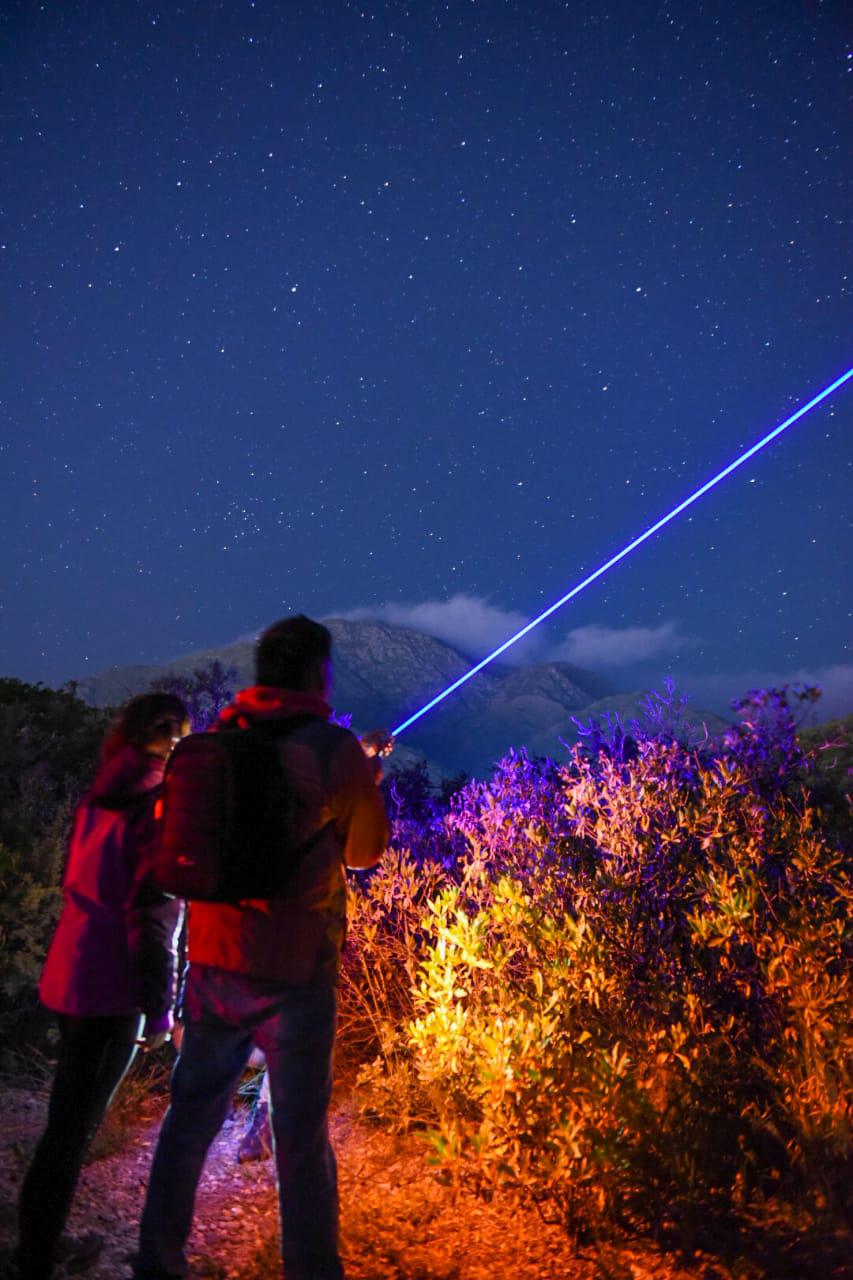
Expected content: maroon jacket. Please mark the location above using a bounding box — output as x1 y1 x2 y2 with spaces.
39 745 183 1031
187 687 390 986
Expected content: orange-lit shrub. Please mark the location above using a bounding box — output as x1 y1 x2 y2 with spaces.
350 722 851 1241
339 847 449 1110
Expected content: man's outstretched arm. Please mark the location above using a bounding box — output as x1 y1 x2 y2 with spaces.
330 731 391 869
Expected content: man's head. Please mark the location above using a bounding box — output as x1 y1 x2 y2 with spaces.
255 615 333 696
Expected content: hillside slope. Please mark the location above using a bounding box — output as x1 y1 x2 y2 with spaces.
77 619 728 775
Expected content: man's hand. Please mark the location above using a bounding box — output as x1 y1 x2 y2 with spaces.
138 1014 177 1053
142 1028 171 1052
360 728 394 759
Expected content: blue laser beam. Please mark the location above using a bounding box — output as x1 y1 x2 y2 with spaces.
392 364 853 738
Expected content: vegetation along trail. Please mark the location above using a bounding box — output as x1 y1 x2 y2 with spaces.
1 679 850 1278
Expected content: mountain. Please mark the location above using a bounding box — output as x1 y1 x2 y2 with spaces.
77 619 727 776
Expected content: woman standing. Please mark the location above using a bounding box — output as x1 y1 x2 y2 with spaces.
11 693 189 1280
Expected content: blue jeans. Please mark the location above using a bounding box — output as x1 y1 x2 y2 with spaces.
133 966 343 1280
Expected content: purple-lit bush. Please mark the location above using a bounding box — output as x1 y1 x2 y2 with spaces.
345 691 852 1243
0 675 848 1244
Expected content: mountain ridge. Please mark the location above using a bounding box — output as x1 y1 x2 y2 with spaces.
77 619 728 776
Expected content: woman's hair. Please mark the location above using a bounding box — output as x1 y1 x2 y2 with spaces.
101 692 189 761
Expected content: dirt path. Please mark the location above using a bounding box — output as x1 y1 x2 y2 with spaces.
0 1085 732 1280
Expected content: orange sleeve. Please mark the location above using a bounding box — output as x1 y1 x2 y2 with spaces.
328 732 390 869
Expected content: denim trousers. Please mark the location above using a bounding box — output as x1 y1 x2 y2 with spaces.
133 965 343 1280
15 1012 142 1279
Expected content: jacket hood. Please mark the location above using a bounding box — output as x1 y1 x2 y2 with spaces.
218 686 332 726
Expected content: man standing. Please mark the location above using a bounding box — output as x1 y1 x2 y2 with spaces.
132 616 391 1280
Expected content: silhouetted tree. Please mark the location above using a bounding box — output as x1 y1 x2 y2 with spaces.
151 660 238 731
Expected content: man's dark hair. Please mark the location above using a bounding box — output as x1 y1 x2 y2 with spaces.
255 615 332 690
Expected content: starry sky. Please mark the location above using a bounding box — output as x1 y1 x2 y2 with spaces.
1 1 850 716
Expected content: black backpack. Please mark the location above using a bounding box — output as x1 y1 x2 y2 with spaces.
150 715 322 902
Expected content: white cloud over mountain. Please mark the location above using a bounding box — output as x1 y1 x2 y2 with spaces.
337 594 536 661
336 595 852 719
552 621 690 668
337 595 691 668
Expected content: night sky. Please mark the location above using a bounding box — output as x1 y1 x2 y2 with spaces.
2 1 850 717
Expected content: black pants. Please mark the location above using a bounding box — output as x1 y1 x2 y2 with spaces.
15 1013 141 1279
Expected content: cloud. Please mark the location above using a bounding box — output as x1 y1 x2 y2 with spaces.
681 664 853 720
337 595 694 671
553 621 691 668
336 594 538 662
333 597 852 719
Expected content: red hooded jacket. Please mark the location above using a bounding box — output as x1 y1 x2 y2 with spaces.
39 745 183 1030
